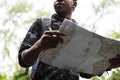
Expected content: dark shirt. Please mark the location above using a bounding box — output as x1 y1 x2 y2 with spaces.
18 14 79 80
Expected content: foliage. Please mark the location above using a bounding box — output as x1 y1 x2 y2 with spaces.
8 1 32 15
92 0 120 15
108 69 120 80
91 76 99 80
0 0 33 57
0 69 30 80
10 71 30 80
0 73 7 80
0 0 120 80
91 75 108 80
90 0 120 79
108 31 120 39
91 69 120 80
0 0 51 57
0 0 51 77
88 0 120 32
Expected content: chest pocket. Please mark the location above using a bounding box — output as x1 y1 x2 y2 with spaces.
41 17 62 31
41 17 51 32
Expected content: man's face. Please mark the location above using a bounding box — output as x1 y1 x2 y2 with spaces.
54 0 76 16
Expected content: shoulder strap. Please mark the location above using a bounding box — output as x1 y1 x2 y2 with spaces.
25 17 51 75
41 17 51 31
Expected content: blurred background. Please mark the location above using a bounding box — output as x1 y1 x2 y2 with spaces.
0 0 120 80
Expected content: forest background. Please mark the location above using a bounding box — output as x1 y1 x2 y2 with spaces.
0 0 120 80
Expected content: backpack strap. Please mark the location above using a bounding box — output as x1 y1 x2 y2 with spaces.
41 17 51 32
31 17 51 79
25 17 51 76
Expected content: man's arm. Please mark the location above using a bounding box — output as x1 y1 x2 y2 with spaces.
18 19 42 67
18 18 66 67
109 54 120 69
21 30 66 67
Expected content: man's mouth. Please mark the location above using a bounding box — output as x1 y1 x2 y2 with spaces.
55 3 64 8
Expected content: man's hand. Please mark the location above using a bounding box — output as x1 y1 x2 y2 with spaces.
37 30 66 51
109 54 120 69
22 30 66 66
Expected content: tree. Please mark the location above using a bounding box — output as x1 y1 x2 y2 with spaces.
90 0 120 80
0 0 51 76
84 0 120 34
108 69 120 80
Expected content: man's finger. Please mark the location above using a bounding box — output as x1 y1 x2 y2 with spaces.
44 30 66 36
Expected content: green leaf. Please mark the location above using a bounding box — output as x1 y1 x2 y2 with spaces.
108 31 120 39
8 1 32 15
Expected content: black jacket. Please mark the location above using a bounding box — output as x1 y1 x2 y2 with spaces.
18 14 79 80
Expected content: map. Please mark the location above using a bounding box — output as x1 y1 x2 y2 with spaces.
37 19 120 76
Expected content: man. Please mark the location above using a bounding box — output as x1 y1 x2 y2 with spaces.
18 0 120 80
18 0 79 80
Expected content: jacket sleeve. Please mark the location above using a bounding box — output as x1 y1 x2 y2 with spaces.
18 19 43 67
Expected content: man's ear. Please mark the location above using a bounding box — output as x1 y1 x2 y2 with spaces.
74 1 77 7
73 1 77 11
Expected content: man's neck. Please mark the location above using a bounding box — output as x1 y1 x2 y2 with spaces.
58 13 72 20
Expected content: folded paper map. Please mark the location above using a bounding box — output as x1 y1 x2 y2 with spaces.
37 19 120 76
